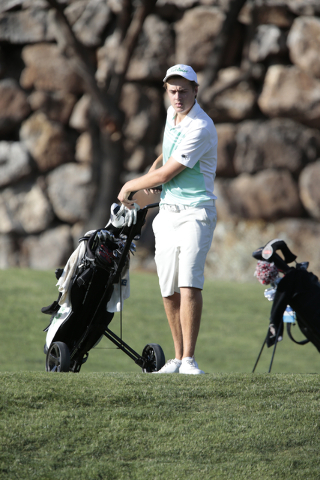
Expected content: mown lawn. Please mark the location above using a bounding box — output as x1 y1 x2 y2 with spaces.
1 270 320 479
1 372 320 480
0 269 319 374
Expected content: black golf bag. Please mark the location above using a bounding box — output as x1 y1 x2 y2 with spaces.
252 238 320 372
43 202 165 373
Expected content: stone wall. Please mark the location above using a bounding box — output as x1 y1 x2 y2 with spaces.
1 0 320 281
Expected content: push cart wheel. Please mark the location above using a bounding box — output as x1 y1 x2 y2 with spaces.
141 343 165 373
46 342 70 372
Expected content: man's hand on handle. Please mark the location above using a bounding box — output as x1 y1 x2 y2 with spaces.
117 187 136 208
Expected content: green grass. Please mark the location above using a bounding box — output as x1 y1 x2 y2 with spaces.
1 372 320 479
0 269 320 374
1 270 320 479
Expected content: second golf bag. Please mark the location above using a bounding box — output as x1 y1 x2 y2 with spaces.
252 239 320 371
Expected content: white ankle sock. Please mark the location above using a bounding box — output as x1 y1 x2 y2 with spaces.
182 356 193 362
175 358 182 363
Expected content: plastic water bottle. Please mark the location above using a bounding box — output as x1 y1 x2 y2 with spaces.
283 305 296 323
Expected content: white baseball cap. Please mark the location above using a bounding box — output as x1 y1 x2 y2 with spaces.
163 64 199 85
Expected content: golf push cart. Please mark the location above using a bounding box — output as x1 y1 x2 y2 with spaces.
42 199 166 373
252 238 320 373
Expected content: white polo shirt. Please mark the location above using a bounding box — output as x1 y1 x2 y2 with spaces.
160 100 218 207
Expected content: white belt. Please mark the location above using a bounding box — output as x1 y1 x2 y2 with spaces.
160 204 196 213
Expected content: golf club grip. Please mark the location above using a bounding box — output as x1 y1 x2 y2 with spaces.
128 191 137 200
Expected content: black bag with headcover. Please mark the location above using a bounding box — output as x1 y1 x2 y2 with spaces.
252 238 320 372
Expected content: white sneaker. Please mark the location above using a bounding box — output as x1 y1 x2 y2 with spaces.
153 358 181 373
192 357 199 368
179 357 205 375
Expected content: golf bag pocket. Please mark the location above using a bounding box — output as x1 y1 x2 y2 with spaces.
76 267 94 287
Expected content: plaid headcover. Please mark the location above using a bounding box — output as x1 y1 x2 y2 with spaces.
254 260 279 285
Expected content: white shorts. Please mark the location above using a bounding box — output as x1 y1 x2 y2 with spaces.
152 204 217 297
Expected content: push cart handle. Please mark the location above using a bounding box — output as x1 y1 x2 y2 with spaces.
127 190 160 211
128 191 137 201
128 186 162 201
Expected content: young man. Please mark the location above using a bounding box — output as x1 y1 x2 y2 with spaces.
118 64 218 374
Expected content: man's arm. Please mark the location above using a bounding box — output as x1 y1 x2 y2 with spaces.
144 154 163 195
118 156 186 206
148 154 163 172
